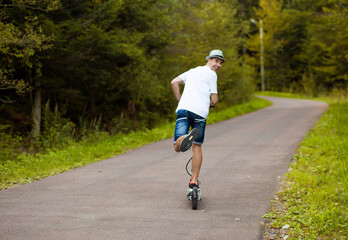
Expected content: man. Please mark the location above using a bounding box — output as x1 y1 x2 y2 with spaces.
171 49 226 188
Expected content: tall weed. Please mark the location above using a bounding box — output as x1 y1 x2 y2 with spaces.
36 101 75 150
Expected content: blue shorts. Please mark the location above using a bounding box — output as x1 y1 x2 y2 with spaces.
174 109 206 145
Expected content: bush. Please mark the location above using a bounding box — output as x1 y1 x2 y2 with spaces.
0 125 26 164
36 102 75 150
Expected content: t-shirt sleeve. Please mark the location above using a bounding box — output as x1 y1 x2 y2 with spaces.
209 74 218 94
178 70 189 84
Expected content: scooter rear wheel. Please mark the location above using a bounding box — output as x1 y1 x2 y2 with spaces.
192 187 198 210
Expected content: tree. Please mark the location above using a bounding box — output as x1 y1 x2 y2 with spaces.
0 0 60 135
47 0 177 128
159 0 255 107
247 0 348 94
296 1 348 94
1 0 179 135
247 0 300 91
1 0 256 143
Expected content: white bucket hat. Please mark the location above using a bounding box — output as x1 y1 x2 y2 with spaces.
206 49 226 62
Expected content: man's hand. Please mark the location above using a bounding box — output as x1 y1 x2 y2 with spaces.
210 93 218 108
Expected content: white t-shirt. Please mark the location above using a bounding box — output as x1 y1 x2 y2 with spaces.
175 65 218 118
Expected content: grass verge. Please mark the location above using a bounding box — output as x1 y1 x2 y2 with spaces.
0 96 272 189
256 91 310 99
262 92 348 239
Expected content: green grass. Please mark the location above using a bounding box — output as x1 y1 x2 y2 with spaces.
256 91 310 99
0 96 272 189
262 92 348 239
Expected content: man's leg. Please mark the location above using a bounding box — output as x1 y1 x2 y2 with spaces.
174 110 190 152
174 135 185 152
190 143 202 185
174 128 200 153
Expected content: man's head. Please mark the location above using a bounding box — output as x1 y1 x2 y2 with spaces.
206 49 226 72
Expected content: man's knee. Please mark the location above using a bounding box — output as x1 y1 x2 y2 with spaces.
192 143 202 151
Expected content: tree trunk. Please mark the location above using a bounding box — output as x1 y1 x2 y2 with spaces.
32 79 41 136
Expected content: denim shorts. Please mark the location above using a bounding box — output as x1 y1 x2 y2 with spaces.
174 109 206 145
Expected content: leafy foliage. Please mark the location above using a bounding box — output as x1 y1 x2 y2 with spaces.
0 1 57 102
247 0 348 94
1 0 255 140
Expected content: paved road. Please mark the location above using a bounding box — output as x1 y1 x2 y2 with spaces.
0 97 328 240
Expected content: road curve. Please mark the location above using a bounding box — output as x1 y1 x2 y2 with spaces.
0 96 328 240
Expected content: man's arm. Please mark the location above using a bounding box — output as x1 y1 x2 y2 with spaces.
210 93 218 107
171 77 184 102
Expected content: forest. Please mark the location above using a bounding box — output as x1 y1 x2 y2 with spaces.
1 0 347 156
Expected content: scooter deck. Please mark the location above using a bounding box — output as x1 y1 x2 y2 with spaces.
187 187 201 201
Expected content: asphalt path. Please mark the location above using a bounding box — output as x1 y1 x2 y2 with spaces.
0 96 328 240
